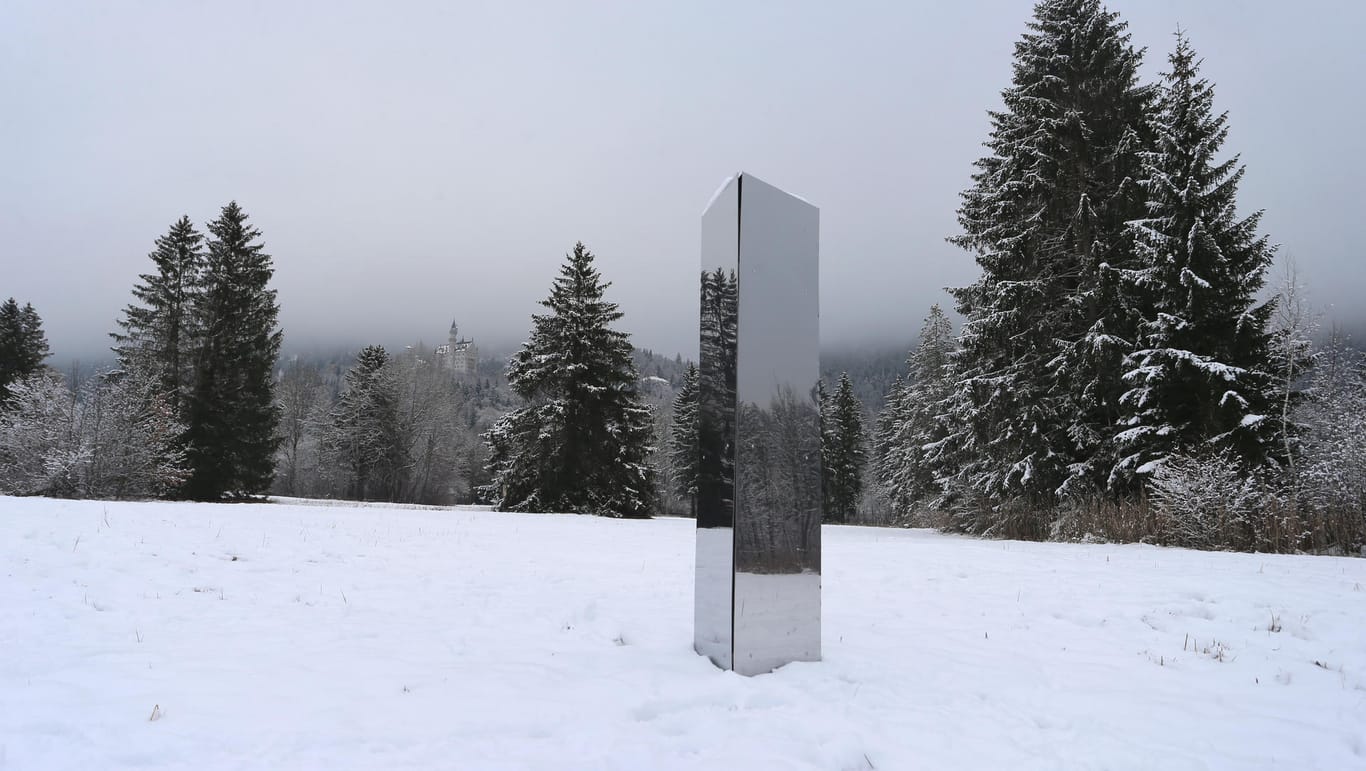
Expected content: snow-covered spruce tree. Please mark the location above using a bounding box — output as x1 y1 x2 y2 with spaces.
872 374 905 503
111 215 205 415
873 376 903 466
668 362 700 516
945 0 1153 521
0 298 52 404
483 242 656 517
881 304 956 519
1111 32 1278 490
183 202 282 500
325 345 407 501
816 378 834 519
824 372 866 523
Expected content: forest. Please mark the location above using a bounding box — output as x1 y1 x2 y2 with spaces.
3 0 1363 556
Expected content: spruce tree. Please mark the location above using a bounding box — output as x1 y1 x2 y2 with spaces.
183 202 282 499
484 242 656 517
112 215 205 414
945 0 1152 513
668 362 700 516
816 378 834 518
0 298 51 403
1111 32 1278 487
873 374 905 489
326 345 406 500
883 305 956 517
825 372 866 523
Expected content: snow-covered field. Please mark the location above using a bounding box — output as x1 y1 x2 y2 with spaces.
3 497 1364 770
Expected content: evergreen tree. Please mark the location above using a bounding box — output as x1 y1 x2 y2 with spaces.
0 298 52 403
483 242 656 517
183 202 282 499
882 305 956 517
945 0 1153 514
325 345 406 500
824 372 866 523
111 216 205 414
1111 32 1278 487
873 374 905 485
816 378 833 518
668 362 700 516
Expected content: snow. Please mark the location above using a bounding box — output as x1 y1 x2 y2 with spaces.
3 496 1365 770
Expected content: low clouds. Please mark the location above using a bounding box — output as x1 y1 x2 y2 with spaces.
3 0 1361 364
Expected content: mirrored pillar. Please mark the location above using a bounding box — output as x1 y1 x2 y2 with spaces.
695 173 821 676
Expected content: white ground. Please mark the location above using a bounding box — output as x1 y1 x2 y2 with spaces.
2 496 1364 770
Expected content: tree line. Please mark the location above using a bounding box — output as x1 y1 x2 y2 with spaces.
0 232 681 513
270 348 511 505
2 203 279 499
865 0 1364 554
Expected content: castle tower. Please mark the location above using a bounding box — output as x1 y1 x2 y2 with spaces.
437 319 478 378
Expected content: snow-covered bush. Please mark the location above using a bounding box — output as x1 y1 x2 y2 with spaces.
75 370 189 498
0 369 187 499
0 371 83 495
1291 337 1366 552
1148 450 1280 551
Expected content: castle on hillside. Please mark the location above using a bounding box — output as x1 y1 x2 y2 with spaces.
434 321 478 378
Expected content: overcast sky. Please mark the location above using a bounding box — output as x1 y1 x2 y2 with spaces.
3 0 1363 364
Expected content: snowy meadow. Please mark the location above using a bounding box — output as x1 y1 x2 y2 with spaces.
3 496 1364 770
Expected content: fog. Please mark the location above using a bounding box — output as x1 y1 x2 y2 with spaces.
3 0 1362 365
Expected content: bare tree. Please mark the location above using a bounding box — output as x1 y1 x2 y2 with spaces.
275 358 328 497
1268 257 1318 481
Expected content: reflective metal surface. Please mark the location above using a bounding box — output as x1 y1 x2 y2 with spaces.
695 173 820 676
694 176 739 669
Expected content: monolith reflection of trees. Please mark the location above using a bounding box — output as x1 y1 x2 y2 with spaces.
735 385 822 572
697 268 738 528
